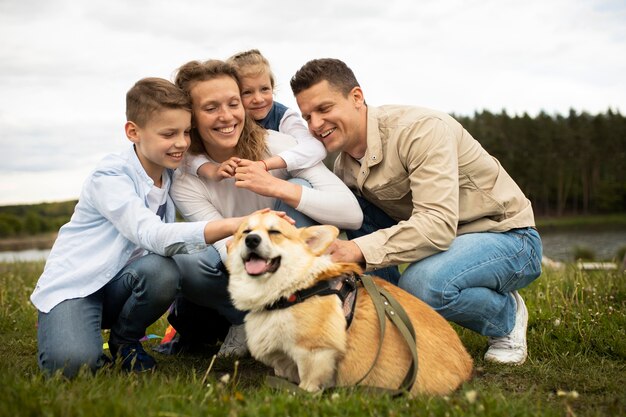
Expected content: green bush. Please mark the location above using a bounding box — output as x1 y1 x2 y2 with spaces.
572 245 595 261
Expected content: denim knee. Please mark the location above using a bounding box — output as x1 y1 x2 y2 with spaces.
399 261 448 309
127 255 180 305
39 342 102 378
286 177 312 188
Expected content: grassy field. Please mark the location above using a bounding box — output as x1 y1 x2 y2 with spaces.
0 261 624 417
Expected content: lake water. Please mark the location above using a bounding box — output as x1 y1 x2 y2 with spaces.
539 229 625 262
0 229 624 264
0 248 50 262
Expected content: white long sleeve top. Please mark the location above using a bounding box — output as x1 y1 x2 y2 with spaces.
272 105 327 170
171 130 362 262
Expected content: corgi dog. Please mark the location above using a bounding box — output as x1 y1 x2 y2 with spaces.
226 212 473 395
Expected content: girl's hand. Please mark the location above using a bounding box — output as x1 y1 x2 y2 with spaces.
216 157 242 180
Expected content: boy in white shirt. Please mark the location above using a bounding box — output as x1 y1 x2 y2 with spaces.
31 78 281 378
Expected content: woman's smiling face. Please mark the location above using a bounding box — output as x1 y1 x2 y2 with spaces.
189 75 245 162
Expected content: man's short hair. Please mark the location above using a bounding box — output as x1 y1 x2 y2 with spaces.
126 77 191 127
290 58 360 97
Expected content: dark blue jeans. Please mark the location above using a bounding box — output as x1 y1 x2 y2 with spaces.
37 254 180 378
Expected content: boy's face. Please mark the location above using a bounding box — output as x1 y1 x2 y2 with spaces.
296 80 365 155
240 72 274 121
126 108 191 182
189 76 246 161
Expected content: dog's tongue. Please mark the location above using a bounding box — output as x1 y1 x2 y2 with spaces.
245 257 268 275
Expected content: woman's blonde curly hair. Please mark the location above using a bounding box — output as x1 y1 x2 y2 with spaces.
174 59 268 161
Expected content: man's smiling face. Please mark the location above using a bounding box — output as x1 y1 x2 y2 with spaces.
296 80 366 156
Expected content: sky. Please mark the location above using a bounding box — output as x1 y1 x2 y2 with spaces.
1 0 625 206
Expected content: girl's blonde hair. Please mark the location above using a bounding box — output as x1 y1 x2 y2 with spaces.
174 59 268 161
226 49 275 89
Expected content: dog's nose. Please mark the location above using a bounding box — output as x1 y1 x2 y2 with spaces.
245 234 262 249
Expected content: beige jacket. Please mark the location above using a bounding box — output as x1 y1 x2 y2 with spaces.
334 105 535 271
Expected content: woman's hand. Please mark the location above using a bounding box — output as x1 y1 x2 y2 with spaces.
233 159 281 196
249 207 296 224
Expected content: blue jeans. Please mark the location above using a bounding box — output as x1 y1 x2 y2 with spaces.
351 195 543 337
173 178 318 327
37 254 180 378
174 245 245 325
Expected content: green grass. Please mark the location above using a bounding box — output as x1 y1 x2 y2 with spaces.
1 261 625 417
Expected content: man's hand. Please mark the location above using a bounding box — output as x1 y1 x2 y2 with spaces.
327 239 365 264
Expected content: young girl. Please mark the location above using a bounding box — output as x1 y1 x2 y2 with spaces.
190 49 327 181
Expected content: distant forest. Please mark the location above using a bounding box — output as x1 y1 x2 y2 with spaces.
0 109 624 238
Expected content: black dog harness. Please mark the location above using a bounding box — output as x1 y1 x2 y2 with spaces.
265 273 358 328
263 273 419 394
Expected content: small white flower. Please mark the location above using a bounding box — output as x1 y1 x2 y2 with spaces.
553 318 561 327
465 390 478 404
557 389 579 399
220 373 231 384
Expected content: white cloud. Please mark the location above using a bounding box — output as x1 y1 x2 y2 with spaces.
1 0 625 204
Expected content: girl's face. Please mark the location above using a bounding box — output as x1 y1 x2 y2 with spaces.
240 72 274 121
189 76 245 162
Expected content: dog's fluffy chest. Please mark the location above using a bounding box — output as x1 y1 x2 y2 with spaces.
245 309 297 358
245 295 348 358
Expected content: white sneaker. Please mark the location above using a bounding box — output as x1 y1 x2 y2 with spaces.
484 291 528 365
217 324 249 358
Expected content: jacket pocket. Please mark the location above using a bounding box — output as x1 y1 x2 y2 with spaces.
368 176 411 200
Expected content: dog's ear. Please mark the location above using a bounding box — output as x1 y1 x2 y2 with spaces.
300 225 339 255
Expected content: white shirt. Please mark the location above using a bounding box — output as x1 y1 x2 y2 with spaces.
275 106 327 170
171 130 362 262
186 106 327 175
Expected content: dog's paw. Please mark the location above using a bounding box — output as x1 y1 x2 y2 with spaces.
275 366 300 383
299 381 323 393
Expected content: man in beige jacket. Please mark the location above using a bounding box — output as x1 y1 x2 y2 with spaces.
290 58 543 365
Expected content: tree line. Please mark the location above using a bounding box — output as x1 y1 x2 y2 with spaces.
0 200 76 238
1 109 624 238
455 108 625 216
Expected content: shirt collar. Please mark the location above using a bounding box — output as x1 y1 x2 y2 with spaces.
363 105 383 168
126 145 172 189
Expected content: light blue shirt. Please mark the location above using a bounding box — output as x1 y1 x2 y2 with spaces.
31 146 208 313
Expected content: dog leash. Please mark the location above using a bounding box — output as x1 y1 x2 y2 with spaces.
265 273 419 396
354 273 419 393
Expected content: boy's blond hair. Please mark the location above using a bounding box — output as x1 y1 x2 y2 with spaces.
174 59 268 161
126 77 191 127
226 49 275 89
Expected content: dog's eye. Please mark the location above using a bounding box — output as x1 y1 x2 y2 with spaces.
242 229 251 235
268 230 281 235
